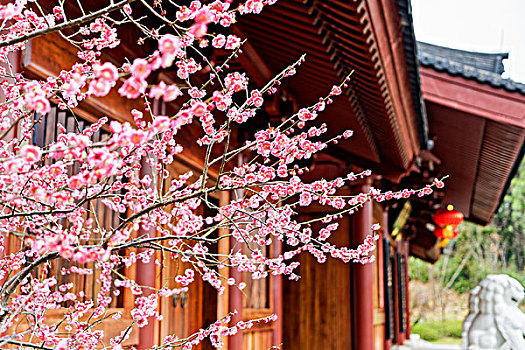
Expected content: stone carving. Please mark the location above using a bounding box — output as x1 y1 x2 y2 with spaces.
462 274 525 350
462 285 481 347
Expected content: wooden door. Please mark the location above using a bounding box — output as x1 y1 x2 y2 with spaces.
240 242 280 350
156 168 221 349
157 249 206 346
282 210 353 349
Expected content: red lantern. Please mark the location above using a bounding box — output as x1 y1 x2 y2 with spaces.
433 205 463 241
433 205 464 227
434 225 460 239
434 226 444 239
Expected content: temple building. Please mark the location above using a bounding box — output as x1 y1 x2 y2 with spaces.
8 0 524 349
232 1 525 349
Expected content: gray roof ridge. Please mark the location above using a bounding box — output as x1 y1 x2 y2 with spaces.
417 42 525 95
418 41 509 60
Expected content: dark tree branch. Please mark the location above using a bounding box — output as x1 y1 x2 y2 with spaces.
0 0 136 49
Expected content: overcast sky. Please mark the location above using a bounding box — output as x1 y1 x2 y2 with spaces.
411 0 525 83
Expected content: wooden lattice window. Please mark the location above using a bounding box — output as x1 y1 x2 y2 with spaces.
242 243 270 310
31 106 126 308
238 209 273 320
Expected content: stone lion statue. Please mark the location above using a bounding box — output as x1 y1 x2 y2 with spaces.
463 274 525 350
462 285 481 347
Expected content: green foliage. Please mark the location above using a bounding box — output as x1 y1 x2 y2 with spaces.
411 319 463 341
444 319 463 338
411 323 440 341
408 256 429 282
409 220 525 294
493 158 525 271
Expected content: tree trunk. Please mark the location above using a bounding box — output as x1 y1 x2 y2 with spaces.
515 235 523 271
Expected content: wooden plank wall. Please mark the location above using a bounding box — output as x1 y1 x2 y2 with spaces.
243 329 274 350
282 213 353 349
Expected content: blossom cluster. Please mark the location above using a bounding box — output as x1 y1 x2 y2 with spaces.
0 1 446 349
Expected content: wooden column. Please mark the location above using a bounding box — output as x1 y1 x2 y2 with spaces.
135 245 156 349
217 192 231 349
135 160 156 350
229 166 244 350
351 183 374 350
272 238 283 347
229 234 243 350
393 240 405 345
404 240 411 339
382 211 393 350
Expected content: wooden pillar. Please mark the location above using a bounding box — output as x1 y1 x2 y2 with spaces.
229 164 244 350
135 245 156 349
135 160 156 350
382 211 392 350
229 235 243 350
393 241 405 345
351 183 374 350
404 241 411 339
272 238 283 346
218 192 231 349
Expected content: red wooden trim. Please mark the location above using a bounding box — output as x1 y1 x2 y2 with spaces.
398 241 405 344
351 183 374 350
420 67 525 128
22 32 143 125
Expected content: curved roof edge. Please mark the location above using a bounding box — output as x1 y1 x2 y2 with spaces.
418 41 508 74
417 42 525 95
397 0 429 149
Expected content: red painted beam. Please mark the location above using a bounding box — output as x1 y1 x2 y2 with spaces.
420 67 525 128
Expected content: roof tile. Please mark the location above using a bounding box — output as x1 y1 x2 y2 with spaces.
417 42 525 94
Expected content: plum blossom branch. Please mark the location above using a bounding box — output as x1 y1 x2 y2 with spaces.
0 1 447 348
0 0 136 49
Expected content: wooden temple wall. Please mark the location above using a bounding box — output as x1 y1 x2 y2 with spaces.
282 189 394 350
9 19 415 350
283 208 354 349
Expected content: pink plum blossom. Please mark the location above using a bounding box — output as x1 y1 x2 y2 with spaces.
118 76 147 99
131 58 152 80
20 145 42 163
